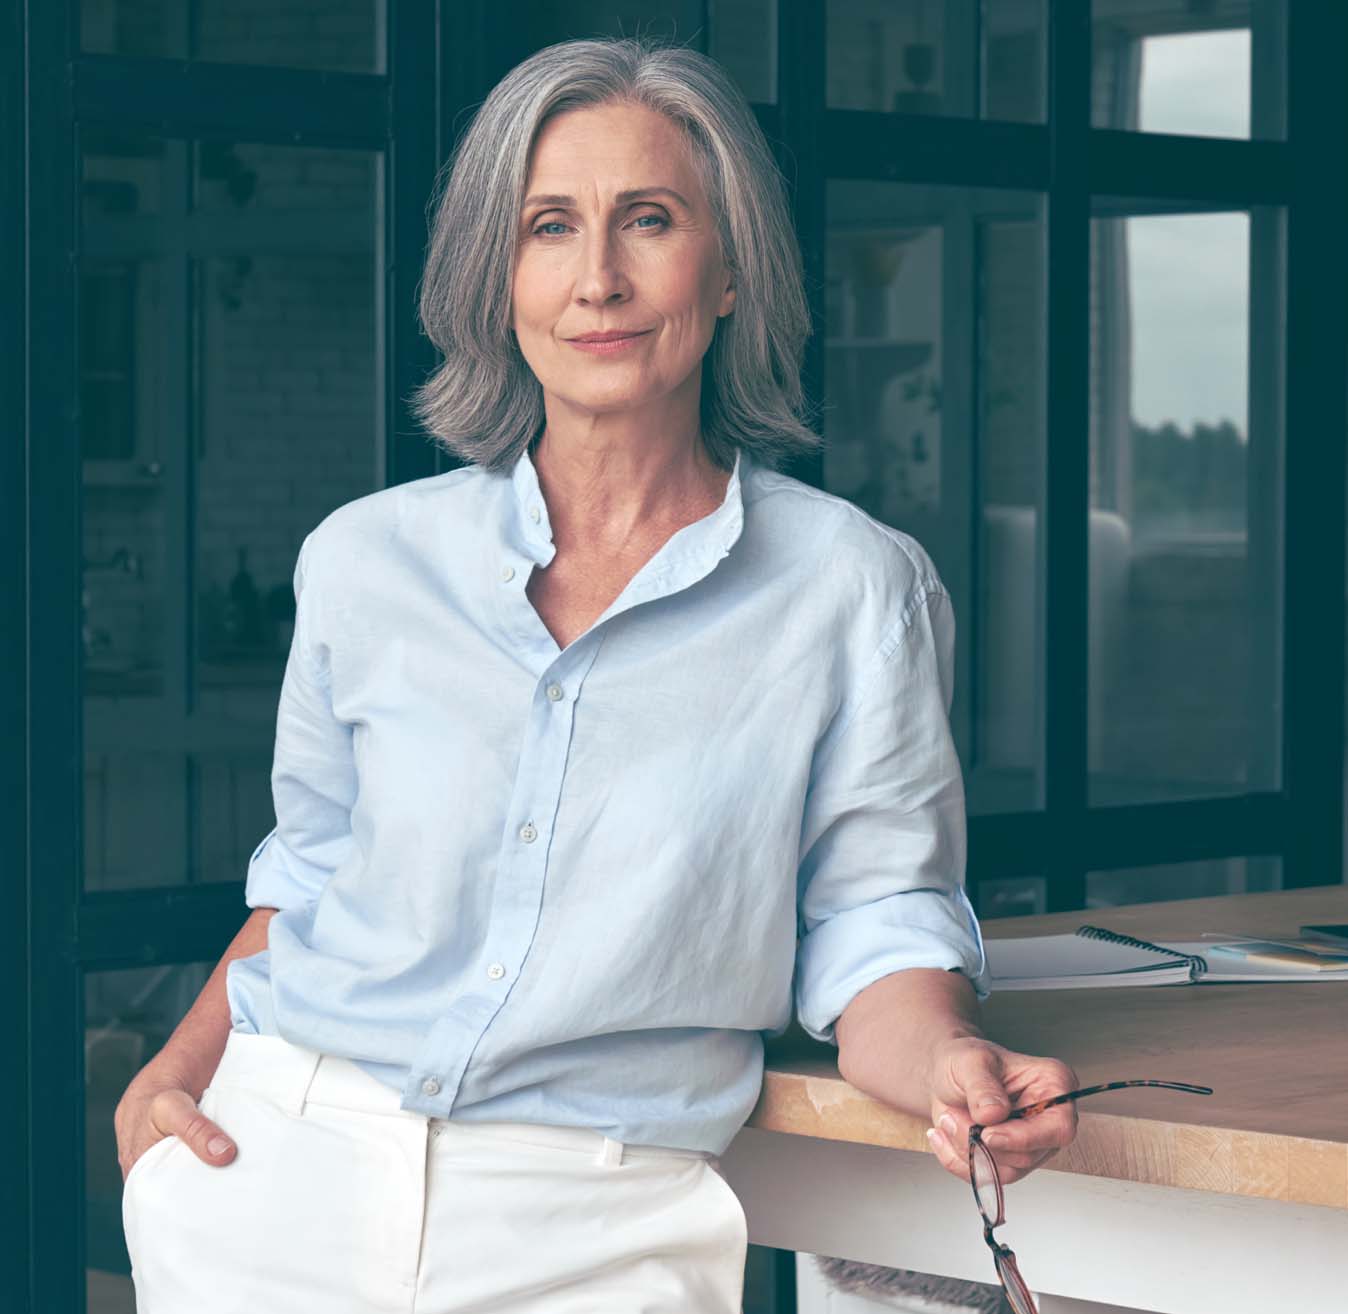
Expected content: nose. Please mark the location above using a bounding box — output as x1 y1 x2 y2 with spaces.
573 226 630 307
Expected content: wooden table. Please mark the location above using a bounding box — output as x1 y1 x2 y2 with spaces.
720 886 1348 1313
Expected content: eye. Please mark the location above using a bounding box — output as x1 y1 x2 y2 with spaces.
528 210 669 239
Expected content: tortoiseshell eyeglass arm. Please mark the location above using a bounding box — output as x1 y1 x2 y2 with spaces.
998 1079 1215 1123
969 1080 1214 1314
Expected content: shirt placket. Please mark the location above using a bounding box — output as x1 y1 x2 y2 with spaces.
402 450 745 1115
403 631 602 1115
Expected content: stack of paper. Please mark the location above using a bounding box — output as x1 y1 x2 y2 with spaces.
985 935 1196 990
1192 936 1348 978
985 930 1348 991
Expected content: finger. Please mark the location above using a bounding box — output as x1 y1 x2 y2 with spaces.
980 1107 1078 1156
977 1146 1040 1176
925 1127 972 1184
989 1147 1063 1186
120 1092 173 1181
1003 1057 1080 1106
155 1086 236 1167
951 1049 1012 1125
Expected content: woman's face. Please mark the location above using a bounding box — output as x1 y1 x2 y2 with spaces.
511 100 735 424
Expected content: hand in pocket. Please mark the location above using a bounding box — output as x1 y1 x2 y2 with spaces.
115 1070 236 1183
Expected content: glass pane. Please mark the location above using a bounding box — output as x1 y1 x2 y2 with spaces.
86 962 213 1308
488 3 704 67
978 212 1047 814
710 0 777 104
824 181 1047 817
978 875 1047 920
1086 856 1282 908
742 1245 785 1313
983 0 1046 123
827 0 1045 124
193 139 377 217
80 134 382 892
194 0 384 72
1092 0 1287 140
80 0 386 74
1088 204 1285 807
80 128 171 705
80 0 182 58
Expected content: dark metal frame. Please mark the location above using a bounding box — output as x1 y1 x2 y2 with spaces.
3 0 27 1306
8 2 1344 1309
770 2 1344 912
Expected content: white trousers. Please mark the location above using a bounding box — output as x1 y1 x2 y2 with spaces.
122 1030 748 1312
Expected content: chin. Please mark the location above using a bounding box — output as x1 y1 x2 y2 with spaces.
561 383 662 413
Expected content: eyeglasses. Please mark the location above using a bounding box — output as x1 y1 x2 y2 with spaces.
969 1079 1214 1314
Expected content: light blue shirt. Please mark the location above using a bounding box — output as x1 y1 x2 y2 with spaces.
226 444 991 1156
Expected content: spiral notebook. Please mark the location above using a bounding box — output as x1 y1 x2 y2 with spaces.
985 925 1348 991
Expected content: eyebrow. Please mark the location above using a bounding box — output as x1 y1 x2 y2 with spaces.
521 187 691 211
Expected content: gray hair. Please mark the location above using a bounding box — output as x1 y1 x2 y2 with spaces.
408 35 821 474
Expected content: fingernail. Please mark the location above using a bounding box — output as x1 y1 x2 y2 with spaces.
925 1128 948 1154
938 1112 958 1138
207 1135 233 1156
983 1130 1007 1149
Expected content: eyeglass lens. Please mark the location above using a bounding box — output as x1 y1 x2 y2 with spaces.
994 1249 1039 1314
974 1081 1211 1314
971 1138 1003 1226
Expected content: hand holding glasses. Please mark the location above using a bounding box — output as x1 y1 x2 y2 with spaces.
969 1079 1214 1314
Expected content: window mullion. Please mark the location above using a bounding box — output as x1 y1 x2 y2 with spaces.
1043 0 1091 912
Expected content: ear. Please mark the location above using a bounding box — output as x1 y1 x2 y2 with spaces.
719 280 736 318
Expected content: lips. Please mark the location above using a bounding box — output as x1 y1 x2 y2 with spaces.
568 330 650 342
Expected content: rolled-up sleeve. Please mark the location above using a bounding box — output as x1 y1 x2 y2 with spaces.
244 533 357 912
793 584 991 1046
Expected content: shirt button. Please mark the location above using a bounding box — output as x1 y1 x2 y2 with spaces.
518 821 537 843
546 683 563 702
421 1077 441 1096
529 506 542 523
500 564 516 583
486 962 506 980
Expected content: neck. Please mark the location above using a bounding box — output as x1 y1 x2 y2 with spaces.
531 421 731 556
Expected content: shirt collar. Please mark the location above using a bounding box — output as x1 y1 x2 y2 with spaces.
507 445 557 568
505 443 748 584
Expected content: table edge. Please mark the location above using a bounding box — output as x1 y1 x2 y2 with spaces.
746 1068 1348 1210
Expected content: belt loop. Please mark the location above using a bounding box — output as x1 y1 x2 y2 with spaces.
596 1135 624 1168
283 1047 325 1118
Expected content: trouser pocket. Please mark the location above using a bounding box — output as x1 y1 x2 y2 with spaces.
121 1126 185 1200
124 1081 417 1314
702 1156 750 1251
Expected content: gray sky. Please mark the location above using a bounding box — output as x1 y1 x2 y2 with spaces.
1127 212 1249 436
1129 30 1252 437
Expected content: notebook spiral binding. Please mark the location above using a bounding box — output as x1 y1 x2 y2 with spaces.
1076 925 1208 978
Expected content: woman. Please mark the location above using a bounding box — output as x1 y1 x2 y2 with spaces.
116 35 1078 1313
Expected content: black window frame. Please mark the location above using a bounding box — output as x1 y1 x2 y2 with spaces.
757 3 1343 914
12 4 448 1307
